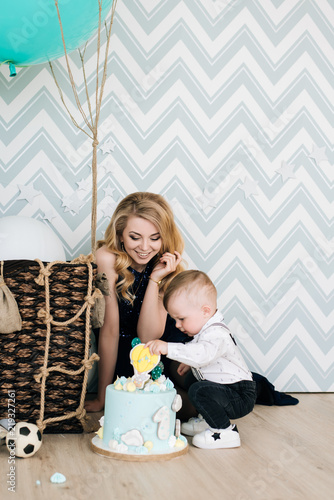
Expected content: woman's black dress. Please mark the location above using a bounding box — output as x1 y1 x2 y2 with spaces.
114 259 187 380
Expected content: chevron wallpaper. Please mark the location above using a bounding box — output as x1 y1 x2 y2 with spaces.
0 0 333 392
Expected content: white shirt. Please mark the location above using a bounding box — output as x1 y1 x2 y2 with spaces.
167 310 253 384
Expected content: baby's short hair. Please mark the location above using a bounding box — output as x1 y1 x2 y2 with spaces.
163 270 217 310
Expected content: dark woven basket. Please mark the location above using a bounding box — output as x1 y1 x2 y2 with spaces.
0 259 96 434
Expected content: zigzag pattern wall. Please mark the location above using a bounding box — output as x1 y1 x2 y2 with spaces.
0 1 333 391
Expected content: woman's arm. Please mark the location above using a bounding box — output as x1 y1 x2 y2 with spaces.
85 247 119 412
137 251 182 343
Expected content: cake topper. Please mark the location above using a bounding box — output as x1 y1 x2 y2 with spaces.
130 337 161 388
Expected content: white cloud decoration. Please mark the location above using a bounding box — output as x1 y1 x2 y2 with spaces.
121 429 144 447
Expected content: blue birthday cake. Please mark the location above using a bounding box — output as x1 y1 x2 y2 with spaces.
91 341 188 460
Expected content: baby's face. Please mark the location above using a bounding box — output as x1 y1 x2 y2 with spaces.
167 292 208 336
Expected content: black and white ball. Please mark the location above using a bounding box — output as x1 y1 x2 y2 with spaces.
6 422 42 458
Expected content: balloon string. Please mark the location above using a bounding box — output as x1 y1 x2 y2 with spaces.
50 0 118 253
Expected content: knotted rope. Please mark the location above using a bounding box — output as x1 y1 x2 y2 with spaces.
33 255 100 433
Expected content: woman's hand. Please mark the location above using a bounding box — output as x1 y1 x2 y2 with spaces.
150 251 182 282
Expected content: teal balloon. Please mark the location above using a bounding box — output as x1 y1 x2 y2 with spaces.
0 0 113 68
131 337 141 348
151 366 162 381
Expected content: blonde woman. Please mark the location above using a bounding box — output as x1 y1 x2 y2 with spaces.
85 192 186 412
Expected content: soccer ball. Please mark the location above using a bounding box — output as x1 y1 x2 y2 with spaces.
6 422 42 458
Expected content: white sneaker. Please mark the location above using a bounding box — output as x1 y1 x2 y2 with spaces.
181 414 209 436
192 424 240 449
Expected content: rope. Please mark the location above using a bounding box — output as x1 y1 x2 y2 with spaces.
49 1 118 255
34 353 100 384
33 257 100 433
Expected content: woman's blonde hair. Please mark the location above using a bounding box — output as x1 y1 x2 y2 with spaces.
97 192 185 303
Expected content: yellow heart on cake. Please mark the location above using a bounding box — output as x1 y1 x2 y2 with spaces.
130 344 160 374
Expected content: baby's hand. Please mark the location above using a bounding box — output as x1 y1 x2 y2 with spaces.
177 363 191 376
145 340 168 356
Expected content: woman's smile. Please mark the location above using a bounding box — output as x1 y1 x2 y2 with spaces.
135 251 151 258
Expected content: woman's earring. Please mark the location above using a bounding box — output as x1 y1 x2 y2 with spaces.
121 242 125 251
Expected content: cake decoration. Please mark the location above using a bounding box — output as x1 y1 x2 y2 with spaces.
144 441 153 451
165 378 174 390
121 430 144 447
130 341 160 389
131 337 141 348
96 426 103 439
108 439 118 450
168 435 176 447
151 365 162 380
175 419 181 437
175 436 187 448
50 472 66 484
124 381 136 392
172 394 182 412
114 378 123 390
152 406 170 440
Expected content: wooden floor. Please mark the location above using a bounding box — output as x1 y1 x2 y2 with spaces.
1 394 333 500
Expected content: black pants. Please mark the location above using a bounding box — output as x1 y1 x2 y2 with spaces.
185 372 256 429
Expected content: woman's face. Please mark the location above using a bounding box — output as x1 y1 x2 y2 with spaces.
121 216 162 271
